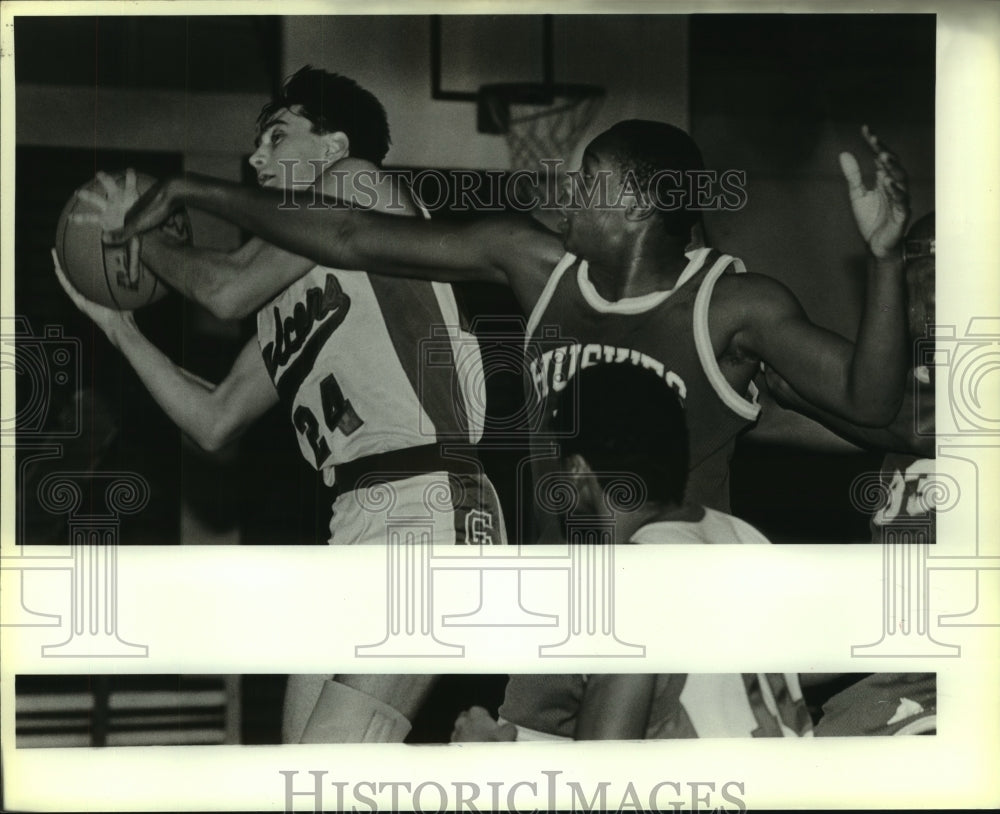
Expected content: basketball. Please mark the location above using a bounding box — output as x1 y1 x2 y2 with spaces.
54 171 192 310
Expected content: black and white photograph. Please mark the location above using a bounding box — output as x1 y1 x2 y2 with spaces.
1 2 997 812
14 672 935 747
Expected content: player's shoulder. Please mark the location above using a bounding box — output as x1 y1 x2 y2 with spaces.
481 213 565 308
712 270 802 323
712 267 790 298
479 210 560 242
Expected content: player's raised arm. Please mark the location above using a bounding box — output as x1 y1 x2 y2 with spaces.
730 127 909 427
731 269 905 427
109 173 563 301
765 366 934 457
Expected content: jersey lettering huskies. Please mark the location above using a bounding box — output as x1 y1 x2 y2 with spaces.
257 266 503 545
525 248 761 515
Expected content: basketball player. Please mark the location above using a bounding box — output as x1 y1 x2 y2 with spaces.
111 119 910 530
55 67 505 744
451 365 812 741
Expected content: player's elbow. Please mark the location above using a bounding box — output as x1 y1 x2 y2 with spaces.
195 399 248 453
200 279 255 321
197 418 242 454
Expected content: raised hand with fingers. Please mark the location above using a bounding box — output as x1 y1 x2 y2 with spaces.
105 176 185 245
839 125 909 260
72 169 144 286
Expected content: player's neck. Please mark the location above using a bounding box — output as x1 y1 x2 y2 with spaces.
587 232 690 301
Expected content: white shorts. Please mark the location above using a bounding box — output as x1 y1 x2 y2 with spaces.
327 470 507 546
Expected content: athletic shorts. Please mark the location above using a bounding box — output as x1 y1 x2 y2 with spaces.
327 470 508 546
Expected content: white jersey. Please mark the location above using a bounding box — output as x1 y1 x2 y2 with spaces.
257 267 484 488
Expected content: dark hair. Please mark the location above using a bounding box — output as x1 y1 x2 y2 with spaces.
600 119 705 238
552 363 689 505
257 65 391 165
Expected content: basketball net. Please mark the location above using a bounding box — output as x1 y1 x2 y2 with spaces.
479 83 605 216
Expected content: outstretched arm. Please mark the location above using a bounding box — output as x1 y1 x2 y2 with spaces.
733 270 906 426
76 171 315 320
108 173 564 309
141 234 314 320
766 366 934 457
733 128 909 427
54 250 278 451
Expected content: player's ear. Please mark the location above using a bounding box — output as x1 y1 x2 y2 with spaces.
616 169 656 223
323 131 350 161
624 197 658 223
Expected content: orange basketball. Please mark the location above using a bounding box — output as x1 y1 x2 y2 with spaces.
55 171 192 310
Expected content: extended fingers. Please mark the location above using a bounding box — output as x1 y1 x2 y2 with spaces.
862 125 907 185
128 236 142 284
95 171 119 198
124 168 138 200
69 212 102 226
875 152 907 192
879 169 908 205
75 189 107 211
838 152 864 199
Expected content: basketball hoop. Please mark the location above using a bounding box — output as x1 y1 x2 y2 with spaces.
477 82 605 211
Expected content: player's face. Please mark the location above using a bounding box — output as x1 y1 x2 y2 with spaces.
249 107 338 190
562 137 629 258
